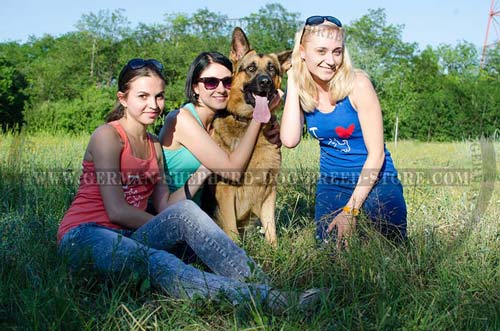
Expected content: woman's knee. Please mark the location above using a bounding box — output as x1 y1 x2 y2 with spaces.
179 199 206 215
163 199 213 226
161 200 200 216
59 224 146 273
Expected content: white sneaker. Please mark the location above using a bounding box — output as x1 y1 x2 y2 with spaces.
265 287 327 314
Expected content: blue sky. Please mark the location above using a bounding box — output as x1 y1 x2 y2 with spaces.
0 0 493 50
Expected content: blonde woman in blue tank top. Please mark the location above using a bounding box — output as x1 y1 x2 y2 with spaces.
159 52 281 206
280 16 407 248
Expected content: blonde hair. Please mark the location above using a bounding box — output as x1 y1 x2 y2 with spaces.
291 23 359 112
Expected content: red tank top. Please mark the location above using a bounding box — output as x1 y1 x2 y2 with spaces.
57 121 160 242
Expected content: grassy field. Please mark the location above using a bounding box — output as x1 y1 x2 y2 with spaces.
1 132 499 330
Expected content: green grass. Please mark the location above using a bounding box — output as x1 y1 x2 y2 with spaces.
1 132 499 330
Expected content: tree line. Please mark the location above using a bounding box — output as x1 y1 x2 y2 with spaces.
0 4 498 141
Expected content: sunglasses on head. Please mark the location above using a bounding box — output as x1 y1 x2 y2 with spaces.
198 76 232 90
126 58 164 71
305 15 342 27
300 15 343 44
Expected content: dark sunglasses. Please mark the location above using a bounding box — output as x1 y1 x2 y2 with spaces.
126 58 164 71
305 15 342 27
300 16 343 44
198 76 232 90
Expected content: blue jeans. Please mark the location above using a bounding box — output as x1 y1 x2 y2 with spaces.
315 174 407 243
58 200 271 305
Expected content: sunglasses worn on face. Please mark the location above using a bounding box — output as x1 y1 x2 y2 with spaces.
198 77 232 90
126 58 164 71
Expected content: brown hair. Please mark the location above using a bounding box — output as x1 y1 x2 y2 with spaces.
105 62 166 122
184 52 233 106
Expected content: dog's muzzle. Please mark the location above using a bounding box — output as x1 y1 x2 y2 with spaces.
243 74 277 107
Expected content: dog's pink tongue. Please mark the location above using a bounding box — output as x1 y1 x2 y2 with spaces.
253 95 271 123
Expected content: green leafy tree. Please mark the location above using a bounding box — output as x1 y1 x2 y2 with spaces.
403 47 443 141
1 3 497 138
377 63 417 142
22 32 95 112
435 41 479 76
75 9 131 41
0 54 27 130
75 9 131 84
24 85 114 133
159 10 233 110
347 8 416 79
243 3 300 52
475 45 500 137
191 8 232 39
346 8 417 141
482 43 500 76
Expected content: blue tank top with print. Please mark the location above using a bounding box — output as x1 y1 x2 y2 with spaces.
303 96 397 179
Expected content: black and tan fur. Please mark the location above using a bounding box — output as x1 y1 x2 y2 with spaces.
205 27 291 246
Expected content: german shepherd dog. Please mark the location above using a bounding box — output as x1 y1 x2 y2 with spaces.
204 27 291 246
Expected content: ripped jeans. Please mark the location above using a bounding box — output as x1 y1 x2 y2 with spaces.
58 200 271 305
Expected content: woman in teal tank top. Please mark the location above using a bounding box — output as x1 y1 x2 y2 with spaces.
162 103 205 204
159 52 281 206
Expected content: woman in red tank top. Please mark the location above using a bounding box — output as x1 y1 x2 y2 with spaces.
57 58 323 314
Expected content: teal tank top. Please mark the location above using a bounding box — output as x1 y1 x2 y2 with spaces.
163 103 204 205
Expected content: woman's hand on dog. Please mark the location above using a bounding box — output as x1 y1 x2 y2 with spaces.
263 89 284 148
263 118 282 148
269 89 284 111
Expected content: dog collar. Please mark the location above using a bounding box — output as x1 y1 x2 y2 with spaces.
232 114 252 123
216 110 252 123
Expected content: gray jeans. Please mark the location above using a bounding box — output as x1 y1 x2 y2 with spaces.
58 200 271 305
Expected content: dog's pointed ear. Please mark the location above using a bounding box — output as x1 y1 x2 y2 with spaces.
230 27 251 65
276 50 292 73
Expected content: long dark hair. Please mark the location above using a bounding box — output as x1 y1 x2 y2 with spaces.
106 61 166 122
185 52 233 106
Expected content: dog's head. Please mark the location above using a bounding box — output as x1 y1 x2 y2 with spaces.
227 27 291 121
